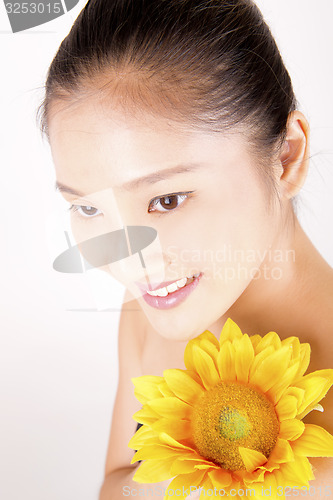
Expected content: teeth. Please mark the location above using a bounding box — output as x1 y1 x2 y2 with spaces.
166 282 178 293
176 278 187 288
146 273 200 297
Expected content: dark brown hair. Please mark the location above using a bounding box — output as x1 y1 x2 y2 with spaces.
37 0 297 174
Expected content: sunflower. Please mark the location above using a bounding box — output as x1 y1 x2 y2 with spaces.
129 318 333 499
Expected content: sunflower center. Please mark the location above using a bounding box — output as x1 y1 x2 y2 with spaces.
191 381 279 471
218 407 251 441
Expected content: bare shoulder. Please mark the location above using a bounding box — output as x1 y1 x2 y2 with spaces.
118 289 148 361
103 290 148 477
307 456 333 493
302 266 333 489
318 264 333 322
301 261 333 361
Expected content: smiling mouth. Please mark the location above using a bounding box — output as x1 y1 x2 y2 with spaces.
145 273 201 297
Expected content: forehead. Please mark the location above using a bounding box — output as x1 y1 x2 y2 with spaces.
48 96 256 194
48 95 198 150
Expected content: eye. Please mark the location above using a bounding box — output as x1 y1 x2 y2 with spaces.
147 192 193 213
68 204 102 219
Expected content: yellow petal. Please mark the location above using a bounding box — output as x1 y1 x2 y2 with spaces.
159 432 194 450
239 447 267 472
249 473 280 500
292 424 333 457
199 338 220 369
131 375 164 404
151 418 192 441
248 345 275 379
276 456 314 488
175 453 218 467
184 338 198 372
282 386 305 409
199 330 221 350
199 475 215 497
184 330 219 371
132 406 160 425
158 380 175 398
131 444 181 463
170 458 202 475
147 396 192 419
241 467 265 486
250 345 292 393
293 369 333 418
294 343 311 381
240 482 267 499
163 369 204 405
267 361 301 404
208 468 233 489
132 456 175 483
266 438 294 465
170 455 215 475
256 332 282 353
165 471 206 500
281 336 300 360
233 334 255 384
279 419 305 441
192 344 220 389
275 473 312 492
128 424 157 450
275 395 298 421
217 340 237 381
250 334 262 351
220 317 243 343
195 463 218 470
187 369 205 387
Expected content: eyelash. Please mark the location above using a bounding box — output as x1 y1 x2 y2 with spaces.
68 205 102 219
67 191 194 219
147 191 194 214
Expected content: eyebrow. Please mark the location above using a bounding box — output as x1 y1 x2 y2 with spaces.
55 163 204 196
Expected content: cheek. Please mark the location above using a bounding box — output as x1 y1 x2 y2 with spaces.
233 191 277 252
164 179 277 283
215 169 277 247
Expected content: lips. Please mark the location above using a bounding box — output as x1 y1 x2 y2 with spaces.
136 273 202 310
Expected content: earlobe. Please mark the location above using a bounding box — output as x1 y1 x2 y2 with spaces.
278 110 310 200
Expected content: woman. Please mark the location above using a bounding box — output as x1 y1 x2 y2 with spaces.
38 0 333 497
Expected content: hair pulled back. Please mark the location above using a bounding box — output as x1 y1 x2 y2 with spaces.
38 0 297 164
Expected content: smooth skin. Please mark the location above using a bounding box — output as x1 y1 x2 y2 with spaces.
49 98 333 498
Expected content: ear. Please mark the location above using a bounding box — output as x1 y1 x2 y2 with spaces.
278 110 310 200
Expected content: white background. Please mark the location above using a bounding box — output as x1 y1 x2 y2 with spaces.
1 1 332 499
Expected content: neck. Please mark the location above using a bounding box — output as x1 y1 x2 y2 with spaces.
208 213 333 344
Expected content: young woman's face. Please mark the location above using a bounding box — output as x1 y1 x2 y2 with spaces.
49 97 284 341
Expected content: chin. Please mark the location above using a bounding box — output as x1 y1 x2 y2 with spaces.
147 313 208 342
